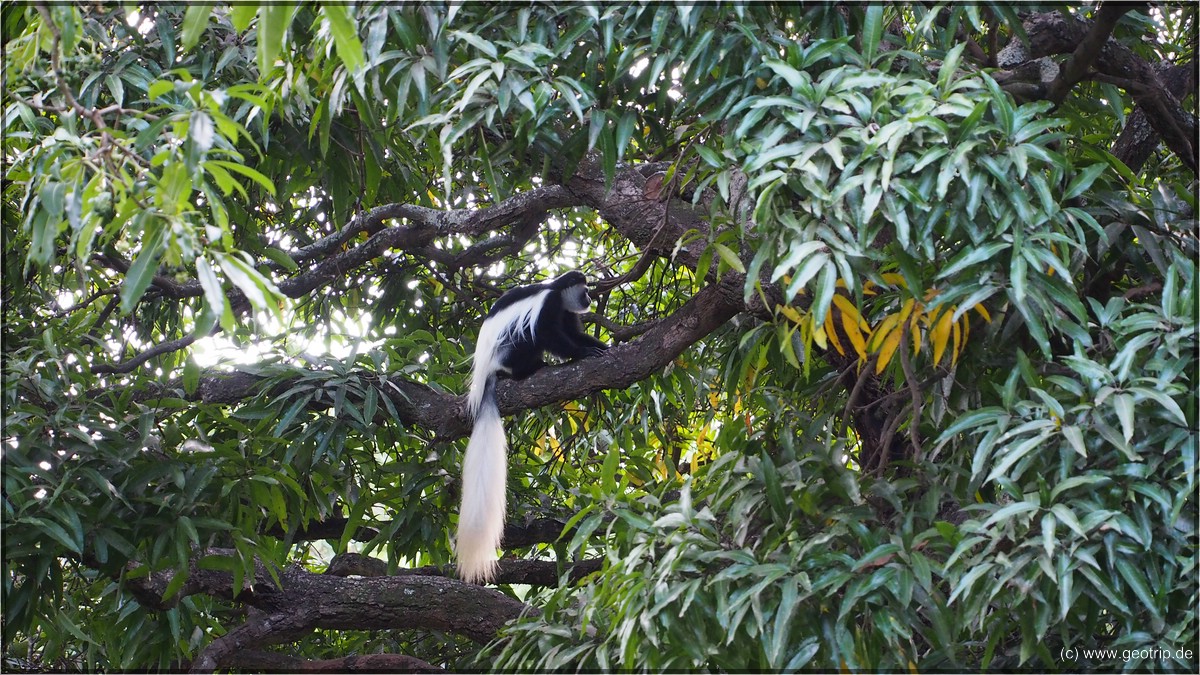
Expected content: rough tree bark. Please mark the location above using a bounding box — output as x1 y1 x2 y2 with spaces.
996 9 1198 173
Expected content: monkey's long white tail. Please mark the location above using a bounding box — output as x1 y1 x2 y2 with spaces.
456 379 506 584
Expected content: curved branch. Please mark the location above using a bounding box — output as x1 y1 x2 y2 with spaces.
1004 10 1197 172
1046 4 1133 104
91 334 200 375
88 186 583 374
229 651 443 673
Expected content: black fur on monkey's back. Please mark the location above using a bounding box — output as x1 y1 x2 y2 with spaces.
489 271 607 380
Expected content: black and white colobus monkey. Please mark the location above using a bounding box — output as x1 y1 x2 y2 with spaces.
458 271 607 583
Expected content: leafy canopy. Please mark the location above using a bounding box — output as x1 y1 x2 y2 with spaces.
2 3 1196 672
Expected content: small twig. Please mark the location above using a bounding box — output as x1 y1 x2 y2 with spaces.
840 360 875 439
50 286 121 318
897 317 924 462
874 409 905 475
1123 282 1163 300
92 334 200 375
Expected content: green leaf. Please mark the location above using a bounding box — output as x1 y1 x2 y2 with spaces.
262 246 299 272
180 4 212 53
183 358 200 396
986 429 1053 483
937 43 967 94
811 261 837 326
601 443 620 491
1041 512 1056 559
230 5 257 32
120 215 167 314
948 562 994 604
1063 163 1107 200
937 242 1009 280
981 501 1039 530
204 160 277 196
764 58 805 89
257 4 300 77
759 453 786 519
322 3 365 73
614 110 637 160
1112 393 1134 442
148 79 175 100
713 242 746 274
1049 504 1084 538
772 241 826 283
22 517 82 555
785 251 830 301
1115 558 1163 625
1130 387 1188 427
860 5 884 65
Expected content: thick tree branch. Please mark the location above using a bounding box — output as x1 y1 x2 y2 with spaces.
1111 63 1196 172
229 651 443 673
265 518 381 544
1046 4 1133 104
1000 9 1197 172
168 273 744 442
112 551 529 673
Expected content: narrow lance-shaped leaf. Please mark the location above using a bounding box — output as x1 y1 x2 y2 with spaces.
179 4 212 53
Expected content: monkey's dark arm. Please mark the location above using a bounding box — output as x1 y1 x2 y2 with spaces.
546 313 607 360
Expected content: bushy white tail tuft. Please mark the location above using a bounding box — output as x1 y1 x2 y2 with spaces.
456 386 506 584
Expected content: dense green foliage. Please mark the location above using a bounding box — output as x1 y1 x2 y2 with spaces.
3 3 1196 672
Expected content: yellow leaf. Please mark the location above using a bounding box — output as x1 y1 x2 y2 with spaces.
974 304 992 322
868 313 900 351
843 310 868 361
834 296 869 360
880 273 907 288
862 281 878 296
876 325 902 374
778 304 804 324
951 315 962 366
655 450 668 479
931 306 954 365
811 314 828 350
755 77 768 89
832 294 869 331
897 297 917 326
824 306 846 355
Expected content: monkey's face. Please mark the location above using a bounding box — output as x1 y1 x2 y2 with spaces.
562 283 591 313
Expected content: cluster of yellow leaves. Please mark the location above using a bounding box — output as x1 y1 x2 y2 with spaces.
778 274 992 374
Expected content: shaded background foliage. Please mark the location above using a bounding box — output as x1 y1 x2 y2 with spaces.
2 2 1196 672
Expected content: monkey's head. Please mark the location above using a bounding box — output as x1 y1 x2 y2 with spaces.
553 271 592 313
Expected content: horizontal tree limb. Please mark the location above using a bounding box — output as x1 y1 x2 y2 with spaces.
161 272 744 442
230 650 443 673
1010 10 1197 172
116 550 529 673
